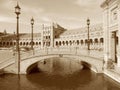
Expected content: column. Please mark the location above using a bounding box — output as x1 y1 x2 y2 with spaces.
50 24 54 47
41 24 44 48
117 3 120 67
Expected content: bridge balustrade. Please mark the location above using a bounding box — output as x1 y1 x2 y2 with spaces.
0 46 104 70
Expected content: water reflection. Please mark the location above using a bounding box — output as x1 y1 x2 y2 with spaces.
0 57 120 90
37 57 83 75
27 70 95 89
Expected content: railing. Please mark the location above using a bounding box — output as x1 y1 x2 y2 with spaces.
0 47 104 69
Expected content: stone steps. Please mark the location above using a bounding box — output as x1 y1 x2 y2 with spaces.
104 69 120 83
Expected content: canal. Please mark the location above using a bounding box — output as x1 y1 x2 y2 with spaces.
0 57 120 90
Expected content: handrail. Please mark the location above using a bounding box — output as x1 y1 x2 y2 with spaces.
0 47 103 69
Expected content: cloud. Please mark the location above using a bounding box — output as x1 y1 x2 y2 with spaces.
0 16 15 23
0 0 103 33
41 17 52 22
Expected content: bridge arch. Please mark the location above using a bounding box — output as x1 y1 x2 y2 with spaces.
19 54 103 74
26 57 93 74
27 62 39 74
81 61 91 69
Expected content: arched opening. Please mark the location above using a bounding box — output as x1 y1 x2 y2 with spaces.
81 40 83 45
20 42 22 45
81 61 91 70
25 57 99 76
3 42 5 46
33 42 35 45
100 38 104 43
14 42 16 45
43 42 45 46
94 38 98 44
62 41 65 45
26 42 29 46
85 39 88 45
69 41 72 45
39 42 41 45
36 42 38 45
27 62 39 74
56 41 58 46
23 42 25 45
7 42 9 46
10 42 13 46
66 41 68 45
59 41 61 46
77 40 79 45
90 39 93 45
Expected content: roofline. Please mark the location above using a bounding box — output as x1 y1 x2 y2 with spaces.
101 0 110 8
101 0 118 8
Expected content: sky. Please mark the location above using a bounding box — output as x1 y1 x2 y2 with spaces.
0 0 104 33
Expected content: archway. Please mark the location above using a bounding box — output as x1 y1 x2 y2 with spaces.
62 41 65 46
81 40 84 45
59 41 61 46
20 42 22 45
81 61 91 69
77 40 79 45
21 55 100 74
94 38 98 44
100 38 104 43
56 41 58 46
26 57 89 75
39 42 41 45
85 39 88 45
36 42 38 45
27 62 39 74
66 41 68 45
90 39 93 45
69 41 72 45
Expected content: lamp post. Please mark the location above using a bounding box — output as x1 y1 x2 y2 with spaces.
87 18 90 50
31 17 34 50
15 3 21 74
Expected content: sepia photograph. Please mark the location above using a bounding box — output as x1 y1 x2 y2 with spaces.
0 0 120 90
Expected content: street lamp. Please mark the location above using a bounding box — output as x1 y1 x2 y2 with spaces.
87 18 90 50
31 17 34 50
15 3 21 74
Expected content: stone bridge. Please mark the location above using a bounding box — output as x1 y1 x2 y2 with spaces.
0 47 104 74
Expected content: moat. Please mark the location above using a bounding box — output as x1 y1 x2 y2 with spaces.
0 58 120 90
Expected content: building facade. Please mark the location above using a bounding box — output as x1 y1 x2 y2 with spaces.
0 23 66 49
101 0 120 68
0 23 103 51
54 24 103 51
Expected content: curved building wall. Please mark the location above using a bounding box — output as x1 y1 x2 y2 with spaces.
0 23 104 51
54 24 103 51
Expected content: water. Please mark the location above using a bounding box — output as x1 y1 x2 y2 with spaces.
0 57 120 90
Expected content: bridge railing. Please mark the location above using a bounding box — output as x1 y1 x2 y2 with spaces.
31 47 103 59
0 46 104 69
